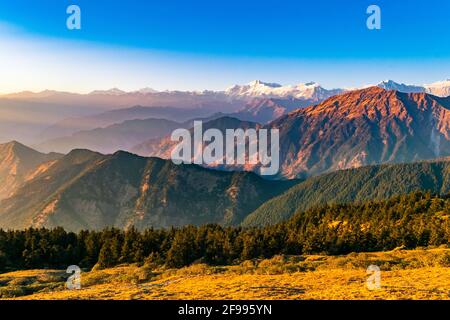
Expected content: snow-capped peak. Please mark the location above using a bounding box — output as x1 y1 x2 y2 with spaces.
373 79 450 97
247 80 282 88
225 80 343 100
134 87 158 94
424 79 450 97
377 80 425 93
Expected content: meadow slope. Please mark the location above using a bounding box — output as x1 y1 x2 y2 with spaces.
1 248 449 300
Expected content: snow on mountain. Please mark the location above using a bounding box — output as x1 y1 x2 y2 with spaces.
376 79 450 97
377 80 425 93
5 78 450 101
89 88 127 96
133 87 159 94
225 80 282 96
225 80 344 100
424 79 450 97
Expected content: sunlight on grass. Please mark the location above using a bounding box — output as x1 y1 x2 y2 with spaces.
1 247 449 300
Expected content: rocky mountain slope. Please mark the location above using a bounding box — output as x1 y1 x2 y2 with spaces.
232 97 315 123
131 116 261 158
269 87 450 178
0 141 62 201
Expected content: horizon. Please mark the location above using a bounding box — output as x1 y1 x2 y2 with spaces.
1 78 450 96
1 0 450 93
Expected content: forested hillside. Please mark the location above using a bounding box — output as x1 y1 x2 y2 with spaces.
243 160 450 226
1 191 448 272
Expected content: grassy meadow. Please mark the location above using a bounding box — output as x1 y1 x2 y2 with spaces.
1 247 449 300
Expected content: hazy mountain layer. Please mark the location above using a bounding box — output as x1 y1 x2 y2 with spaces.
37 118 185 154
38 106 221 142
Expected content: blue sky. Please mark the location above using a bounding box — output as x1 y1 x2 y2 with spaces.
0 0 449 93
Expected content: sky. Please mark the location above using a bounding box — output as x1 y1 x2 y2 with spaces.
0 0 450 93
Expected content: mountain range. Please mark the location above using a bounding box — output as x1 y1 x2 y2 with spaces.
0 89 246 145
37 106 215 142
132 87 450 178
38 79 450 153
37 112 229 154
377 79 450 97
225 78 450 99
2 78 450 146
1 80 450 231
225 80 344 100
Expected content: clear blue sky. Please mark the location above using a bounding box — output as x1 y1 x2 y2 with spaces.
0 0 449 93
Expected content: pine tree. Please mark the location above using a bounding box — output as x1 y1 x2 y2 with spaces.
96 240 117 269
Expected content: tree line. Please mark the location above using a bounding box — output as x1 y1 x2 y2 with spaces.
0 191 448 272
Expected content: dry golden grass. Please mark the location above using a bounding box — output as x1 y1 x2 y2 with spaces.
1 247 449 300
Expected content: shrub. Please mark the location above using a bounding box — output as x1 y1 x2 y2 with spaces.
438 252 450 267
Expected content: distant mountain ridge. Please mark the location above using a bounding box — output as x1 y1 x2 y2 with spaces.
225 80 344 100
39 112 231 154
4 78 449 103
36 118 185 154
38 106 215 142
424 79 450 97
3 78 449 145
2 80 344 101
377 80 426 93
377 79 450 97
